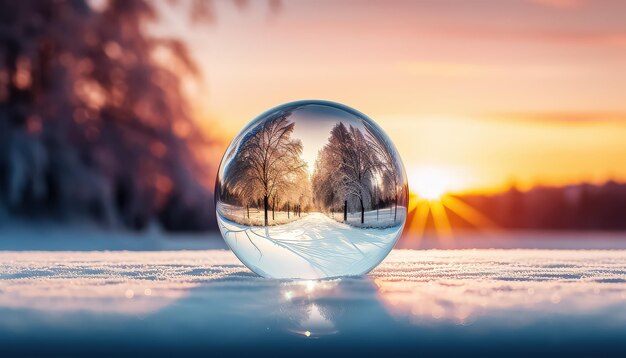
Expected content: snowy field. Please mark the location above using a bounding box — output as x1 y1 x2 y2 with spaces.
217 212 402 278
327 206 406 228
3 249 626 355
0 223 226 251
218 202 406 229
217 202 307 226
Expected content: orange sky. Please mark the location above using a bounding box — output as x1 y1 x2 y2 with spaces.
154 0 626 194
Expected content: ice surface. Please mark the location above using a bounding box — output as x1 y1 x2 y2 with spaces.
2 248 626 355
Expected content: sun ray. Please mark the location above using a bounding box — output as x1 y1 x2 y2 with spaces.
408 200 431 242
404 197 418 234
405 166 500 247
407 192 419 213
429 199 453 240
441 195 500 231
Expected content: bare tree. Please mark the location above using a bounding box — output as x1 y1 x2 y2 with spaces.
363 121 402 222
313 122 376 224
312 151 339 214
223 112 307 226
287 166 311 217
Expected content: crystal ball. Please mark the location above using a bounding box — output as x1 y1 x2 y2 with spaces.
215 100 408 279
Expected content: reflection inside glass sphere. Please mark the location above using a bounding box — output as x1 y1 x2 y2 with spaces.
215 100 408 279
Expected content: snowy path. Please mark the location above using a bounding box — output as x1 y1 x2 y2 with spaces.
218 212 402 278
2 249 626 355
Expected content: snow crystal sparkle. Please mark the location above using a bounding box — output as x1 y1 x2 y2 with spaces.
215 100 408 279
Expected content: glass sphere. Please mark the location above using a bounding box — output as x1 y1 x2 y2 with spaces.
215 100 408 279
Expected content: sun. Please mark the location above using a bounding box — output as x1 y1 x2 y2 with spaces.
405 166 498 239
408 167 456 201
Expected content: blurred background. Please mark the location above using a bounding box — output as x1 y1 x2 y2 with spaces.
1 0 626 249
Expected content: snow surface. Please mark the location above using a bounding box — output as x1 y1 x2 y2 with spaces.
217 212 402 278
217 202 406 229
217 202 308 226
0 223 226 251
2 249 626 355
328 206 407 228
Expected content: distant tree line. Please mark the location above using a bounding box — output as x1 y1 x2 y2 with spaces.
447 181 626 231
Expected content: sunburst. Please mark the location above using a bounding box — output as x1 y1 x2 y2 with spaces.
405 167 498 246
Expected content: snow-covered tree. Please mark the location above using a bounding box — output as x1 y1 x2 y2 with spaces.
0 0 221 230
312 151 339 213
223 112 307 226
312 122 377 224
363 121 403 222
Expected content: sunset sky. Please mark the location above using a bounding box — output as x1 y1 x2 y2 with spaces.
155 0 626 194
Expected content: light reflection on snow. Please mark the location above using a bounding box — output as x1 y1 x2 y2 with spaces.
3 249 626 350
0 250 237 315
372 250 626 326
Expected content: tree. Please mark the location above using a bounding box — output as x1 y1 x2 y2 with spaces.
313 122 376 224
312 150 339 213
0 0 218 230
363 121 402 222
223 111 307 226
288 165 312 217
